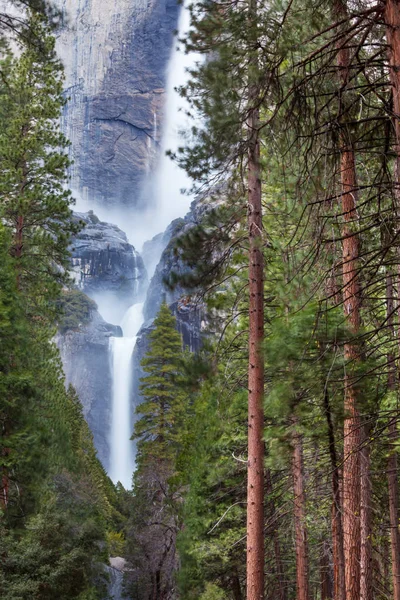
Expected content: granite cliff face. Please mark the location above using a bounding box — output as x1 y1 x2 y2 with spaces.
71 211 147 312
56 307 121 471
55 0 180 208
142 199 207 352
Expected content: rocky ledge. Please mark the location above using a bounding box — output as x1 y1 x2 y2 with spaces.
55 302 121 471
70 211 147 307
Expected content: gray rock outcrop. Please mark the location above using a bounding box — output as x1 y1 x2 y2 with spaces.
56 306 121 471
70 211 147 311
142 200 208 352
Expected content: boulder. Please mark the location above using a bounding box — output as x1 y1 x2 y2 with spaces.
70 211 147 311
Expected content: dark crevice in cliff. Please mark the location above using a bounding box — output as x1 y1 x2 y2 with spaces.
91 116 159 144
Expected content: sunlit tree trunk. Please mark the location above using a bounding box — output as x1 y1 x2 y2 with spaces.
246 0 265 595
247 94 265 600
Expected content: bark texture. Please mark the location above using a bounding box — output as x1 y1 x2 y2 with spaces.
360 439 372 600
246 97 265 600
333 2 362 597
384 3 400 597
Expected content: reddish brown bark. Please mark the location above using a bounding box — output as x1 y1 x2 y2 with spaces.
292 426 310 600
320 541 333 600
340 119 362 600
385 0 400 180
387 270 400 600
266 469 287 600
384 5 400 597
246 95 265 600
323 387 345 600
360 438 373 600
332 2 362 598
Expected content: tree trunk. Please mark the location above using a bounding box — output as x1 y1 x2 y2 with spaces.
246 0 265 589
323 386 345 600
292 425 310 600
332 2 362 598
384 4 400 597
266 469 287 600
320 540 333 600
386 271 400 600
385 0 400 182
360 437 373 600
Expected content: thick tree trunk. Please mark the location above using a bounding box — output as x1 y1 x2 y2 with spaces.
386 271 400 600
266 469 287 600
332 2 362 598
360 438 373 600
246 95 265 600
323 387 345 600
384 5 400 597
292 426 310 600
340 115 362 600
320 540 333 600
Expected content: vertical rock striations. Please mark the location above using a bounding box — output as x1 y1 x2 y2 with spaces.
55 0 180 208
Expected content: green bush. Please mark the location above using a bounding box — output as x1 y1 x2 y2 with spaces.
57 290 97 333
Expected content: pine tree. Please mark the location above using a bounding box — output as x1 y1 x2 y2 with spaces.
135 302 186 463
126 303 187 599
0 12 78 309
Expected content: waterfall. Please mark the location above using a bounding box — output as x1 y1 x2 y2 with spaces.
109 337 136 488
107 2 199 488
109 303 144 488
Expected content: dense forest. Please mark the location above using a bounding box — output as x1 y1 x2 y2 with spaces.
3 0 400 599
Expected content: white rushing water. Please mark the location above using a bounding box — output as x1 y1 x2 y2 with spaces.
108 3 200 488
109 303 144 488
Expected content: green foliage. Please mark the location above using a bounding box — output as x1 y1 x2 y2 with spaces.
0 476 108 600
135 302 186 462
0 11 79 314
57 290 97 333
106 531 126 556
0 12 118 600
199 583 229 600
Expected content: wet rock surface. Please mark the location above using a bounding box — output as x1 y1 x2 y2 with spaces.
55 307 121 471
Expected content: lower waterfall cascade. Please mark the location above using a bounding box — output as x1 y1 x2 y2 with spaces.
109 303 145 488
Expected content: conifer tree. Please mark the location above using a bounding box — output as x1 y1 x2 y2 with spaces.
127 303 186 599
0 12 77 307
136 302 185 461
